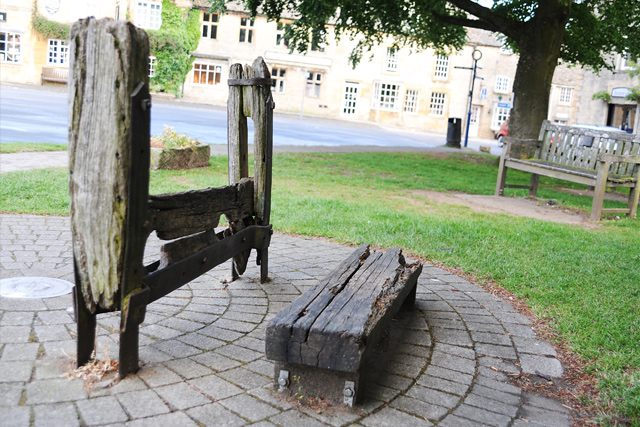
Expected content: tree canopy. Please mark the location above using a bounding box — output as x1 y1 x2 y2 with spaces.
211 0 640 138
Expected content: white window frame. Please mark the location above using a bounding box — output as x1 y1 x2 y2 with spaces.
0 31 21 63
306 71 322 97
271 67 286 93
276 22 290 47
372 82 401 111
558 86 573 105
239 17 254 43
148 55 157 77
385 47 398 72
404 89 419 114
491 106 511 130
495 75 509 93
135 1 162 30
192 62 222 86
47 39 68 66
434 55 449 80
202 12 218 39
429 92 446 116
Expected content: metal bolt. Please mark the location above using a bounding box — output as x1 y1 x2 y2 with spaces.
344 387 354 397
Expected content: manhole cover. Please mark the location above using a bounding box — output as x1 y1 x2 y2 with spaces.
0 277 74 299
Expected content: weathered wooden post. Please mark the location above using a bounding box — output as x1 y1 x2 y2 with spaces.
68 17 150 374
228 57 273 282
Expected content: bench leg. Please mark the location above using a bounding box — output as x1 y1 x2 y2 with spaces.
590 161 610 221
401 282 416 311
529 174 540 197
495 161 508 196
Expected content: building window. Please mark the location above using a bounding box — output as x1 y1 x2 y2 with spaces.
239 17 254 43
385 48 398 71
558 86 573 105
0 31 21 63
193 63 222 85
620 53 636 71
47 39 68 65
434 55 449 79
342 82 360 116
271 67 286 93
429 92 446 116
491 106 511 129
276 22 290 47
135 1 162 30
372 82 401 111
306 72 322 97
310 39 325 52
202 12 218 39
495 75 509 93
149 56 157 77
404 90 419 114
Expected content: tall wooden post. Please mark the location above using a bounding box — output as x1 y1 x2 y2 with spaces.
227 57 273 283
68 17 150 372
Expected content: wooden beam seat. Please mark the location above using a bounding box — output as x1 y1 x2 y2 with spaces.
265 244 422 406
495 121 640 221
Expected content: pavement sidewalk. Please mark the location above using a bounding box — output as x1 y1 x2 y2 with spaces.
0 214 573 426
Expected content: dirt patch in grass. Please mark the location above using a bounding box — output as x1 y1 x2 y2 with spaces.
408 190 598 228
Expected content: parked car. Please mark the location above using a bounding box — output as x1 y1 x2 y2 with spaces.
496 119 509 147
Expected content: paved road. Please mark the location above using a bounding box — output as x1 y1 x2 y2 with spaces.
0 214 572 426
0 83 502 155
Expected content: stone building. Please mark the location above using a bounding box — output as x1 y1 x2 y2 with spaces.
2 0 636 139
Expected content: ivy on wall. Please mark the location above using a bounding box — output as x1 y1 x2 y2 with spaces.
31 1 70 40
147 0 201 96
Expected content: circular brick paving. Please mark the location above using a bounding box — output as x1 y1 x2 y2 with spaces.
0 215 572 426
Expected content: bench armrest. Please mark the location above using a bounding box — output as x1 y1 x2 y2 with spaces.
597 154 640 164
502 137 541 160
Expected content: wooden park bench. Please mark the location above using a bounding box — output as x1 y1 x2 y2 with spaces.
265 245 422 406
41 66 68 84
68 18 273 377
495 120 640 221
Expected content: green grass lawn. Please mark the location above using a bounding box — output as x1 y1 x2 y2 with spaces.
1 151 638 424
0 143 68 153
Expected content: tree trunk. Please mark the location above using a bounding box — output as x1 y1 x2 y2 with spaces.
509 0 571 139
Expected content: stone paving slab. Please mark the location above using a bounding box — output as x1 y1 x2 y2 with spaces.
0 214 573 426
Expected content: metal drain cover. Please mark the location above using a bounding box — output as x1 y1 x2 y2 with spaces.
0 277 74 299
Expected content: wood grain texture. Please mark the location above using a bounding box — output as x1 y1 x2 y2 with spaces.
228 64 248 184
148 177 254 240
266 245 422 373
68 18 150 312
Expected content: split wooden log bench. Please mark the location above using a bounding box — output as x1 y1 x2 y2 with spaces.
68 18 274 377
265 245 422 406
495 120 640 221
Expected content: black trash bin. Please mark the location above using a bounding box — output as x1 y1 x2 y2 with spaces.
446 117 462 148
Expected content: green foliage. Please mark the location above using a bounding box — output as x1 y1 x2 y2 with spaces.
592 91 611 103
151 125 200 148
31 11 70 40
625 61 640 103
147 0 201 96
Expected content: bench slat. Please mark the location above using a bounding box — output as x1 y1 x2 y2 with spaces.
266 245 422 373
265 244 370 363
